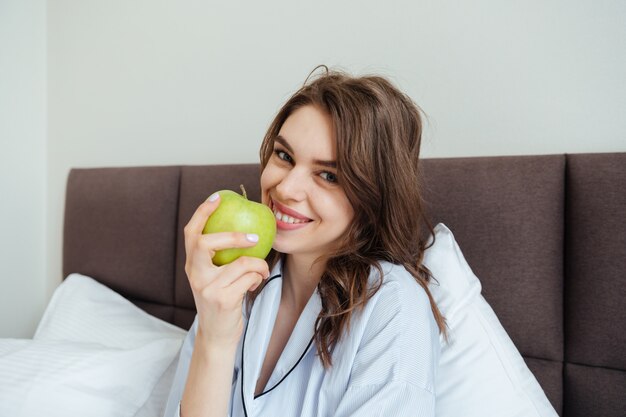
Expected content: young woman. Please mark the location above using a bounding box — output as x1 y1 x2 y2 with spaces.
164 68 448 417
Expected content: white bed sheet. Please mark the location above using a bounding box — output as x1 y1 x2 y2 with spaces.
0 274 186 417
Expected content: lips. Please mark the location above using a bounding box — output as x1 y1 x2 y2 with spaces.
270 199 313 225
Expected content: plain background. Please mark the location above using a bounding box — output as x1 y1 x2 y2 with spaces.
1 0 625 338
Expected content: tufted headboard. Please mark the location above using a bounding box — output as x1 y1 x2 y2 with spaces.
63 153 626 417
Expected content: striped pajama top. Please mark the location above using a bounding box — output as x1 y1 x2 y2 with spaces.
164 259 440 417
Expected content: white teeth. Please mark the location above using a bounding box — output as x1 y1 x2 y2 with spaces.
271 205 307 224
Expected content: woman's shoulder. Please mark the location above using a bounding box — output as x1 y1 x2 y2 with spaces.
362 261 434 323
369 261 428 299
342 261 440 388
342 262 440 374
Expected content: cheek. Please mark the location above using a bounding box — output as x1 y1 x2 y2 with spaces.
335 191 355 226
260 165 278 203
341 201 355 227
318 194 354 228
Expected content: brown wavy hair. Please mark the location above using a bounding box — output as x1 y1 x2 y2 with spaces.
247 67 448 368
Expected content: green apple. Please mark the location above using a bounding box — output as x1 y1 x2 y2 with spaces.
202 186 276 265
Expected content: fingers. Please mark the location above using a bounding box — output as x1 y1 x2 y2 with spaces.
225 270 266 299
184 192 221 236
187 252 268 294
189 233 261 276
197 232 261 254
218 256 269 288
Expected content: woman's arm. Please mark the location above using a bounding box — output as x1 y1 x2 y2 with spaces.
163 316 240 417
171 193 269 417
180 330 238 417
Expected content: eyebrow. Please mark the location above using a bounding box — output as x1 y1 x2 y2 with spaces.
275 135 337 169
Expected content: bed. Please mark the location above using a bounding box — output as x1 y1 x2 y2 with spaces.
1 152 624 417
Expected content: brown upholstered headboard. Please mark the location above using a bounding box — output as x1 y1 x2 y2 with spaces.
62 153 626 417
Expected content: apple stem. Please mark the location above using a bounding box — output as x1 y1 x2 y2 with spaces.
240 184 248 199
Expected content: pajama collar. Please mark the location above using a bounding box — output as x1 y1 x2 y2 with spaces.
240 257 322 408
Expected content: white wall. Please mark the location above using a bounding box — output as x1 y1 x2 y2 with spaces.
1 0 625 337
0 0 47 338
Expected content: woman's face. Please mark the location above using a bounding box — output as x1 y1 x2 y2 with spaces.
260 105 354 260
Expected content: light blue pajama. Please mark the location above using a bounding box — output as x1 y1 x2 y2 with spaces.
164 259 440 417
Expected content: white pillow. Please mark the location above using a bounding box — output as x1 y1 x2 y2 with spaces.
0 273 186 417
424 223 558 417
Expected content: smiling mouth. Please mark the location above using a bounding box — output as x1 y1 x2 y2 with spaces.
270 199 313 225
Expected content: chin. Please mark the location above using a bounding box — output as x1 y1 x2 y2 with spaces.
271 237 292 255
273 234 314 257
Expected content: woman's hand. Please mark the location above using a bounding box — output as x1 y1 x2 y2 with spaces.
183 193 270 349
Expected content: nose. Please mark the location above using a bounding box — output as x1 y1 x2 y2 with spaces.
275 166 308 202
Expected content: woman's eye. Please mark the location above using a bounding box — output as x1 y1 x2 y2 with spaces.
320 171 338 183
275 150 293 163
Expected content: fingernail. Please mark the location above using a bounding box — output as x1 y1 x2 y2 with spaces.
208 192 220 202
246 233 259 242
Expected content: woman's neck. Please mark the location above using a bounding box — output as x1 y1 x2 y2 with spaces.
281 254 325 313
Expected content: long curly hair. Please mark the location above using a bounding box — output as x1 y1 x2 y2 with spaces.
247 67 448 368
